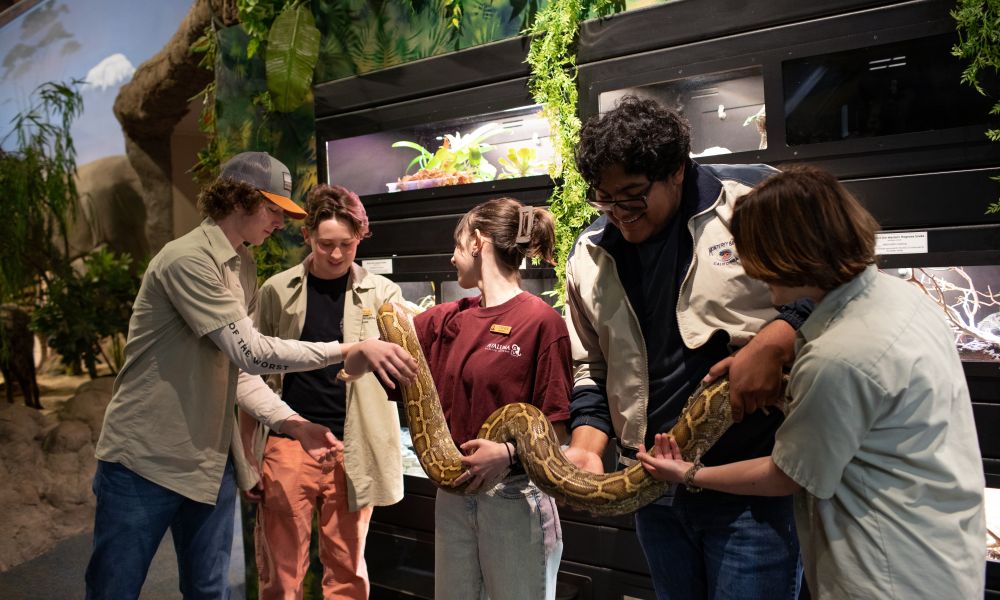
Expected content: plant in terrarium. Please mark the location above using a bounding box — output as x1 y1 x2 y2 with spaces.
496 145 547 179
391 122 506 190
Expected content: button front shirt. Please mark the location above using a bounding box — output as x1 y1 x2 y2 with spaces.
96 218 260 504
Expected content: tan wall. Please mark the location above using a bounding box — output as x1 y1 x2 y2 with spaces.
170 101 206 239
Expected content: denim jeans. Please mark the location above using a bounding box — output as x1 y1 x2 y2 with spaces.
85 459 237 600
434 474 563 600
635 491 801 600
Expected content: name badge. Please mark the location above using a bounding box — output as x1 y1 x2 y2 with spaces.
490 324 512 335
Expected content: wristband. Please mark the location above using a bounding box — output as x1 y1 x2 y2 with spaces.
774 297 816 331
505 442 517 466
683 462 704 493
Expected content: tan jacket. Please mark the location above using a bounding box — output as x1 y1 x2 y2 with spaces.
565 163 778 451
245 258 405 511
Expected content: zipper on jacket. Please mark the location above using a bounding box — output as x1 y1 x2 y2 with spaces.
590 242 650 451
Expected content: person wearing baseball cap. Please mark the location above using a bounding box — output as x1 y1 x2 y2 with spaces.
219 151 307 218
85 151 417 599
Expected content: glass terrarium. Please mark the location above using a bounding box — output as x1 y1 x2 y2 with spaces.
880 266 1000 363
782 33 997 146
598 66 767 157
325 104 555 197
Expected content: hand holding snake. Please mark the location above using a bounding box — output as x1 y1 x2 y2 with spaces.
377 301 787 516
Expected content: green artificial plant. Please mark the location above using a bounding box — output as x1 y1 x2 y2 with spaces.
526 0 624 304
952 0 1000 214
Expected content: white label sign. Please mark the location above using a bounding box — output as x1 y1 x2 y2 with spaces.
362 258 394 275
875 231 928 255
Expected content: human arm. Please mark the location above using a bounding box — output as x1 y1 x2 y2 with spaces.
235 370 343 463
563 264 613 473
209 317 415 384
705 299 815 421
636 433 800 496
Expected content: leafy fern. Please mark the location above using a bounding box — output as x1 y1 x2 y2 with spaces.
952 0 1000 213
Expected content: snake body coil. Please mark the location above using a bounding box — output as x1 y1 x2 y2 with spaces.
377 302 752 516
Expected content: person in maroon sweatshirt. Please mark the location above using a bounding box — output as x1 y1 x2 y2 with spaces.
412 197 572 600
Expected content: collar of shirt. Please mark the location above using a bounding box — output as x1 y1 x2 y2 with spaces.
198 217 240 266
290 256 377 294
797 265 878 348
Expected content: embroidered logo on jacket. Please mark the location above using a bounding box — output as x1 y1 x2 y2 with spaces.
484 342 522 357
708 239 740 266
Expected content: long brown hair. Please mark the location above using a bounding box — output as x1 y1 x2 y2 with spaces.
732 165 879 290
455 197 556 272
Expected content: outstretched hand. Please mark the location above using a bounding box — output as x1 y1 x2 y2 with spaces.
455 439 512 493
636 433 692 483
345 338 418 389
282 416 343 464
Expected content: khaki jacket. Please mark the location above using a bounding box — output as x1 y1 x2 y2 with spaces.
245 258 405 511
565 163 778 451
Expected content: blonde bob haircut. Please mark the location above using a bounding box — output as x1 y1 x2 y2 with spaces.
732 165 879 291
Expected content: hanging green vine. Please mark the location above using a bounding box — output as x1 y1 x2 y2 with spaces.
951 0 1000 214
526 0 623 304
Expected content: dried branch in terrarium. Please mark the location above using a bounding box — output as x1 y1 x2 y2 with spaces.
898 268 1000 359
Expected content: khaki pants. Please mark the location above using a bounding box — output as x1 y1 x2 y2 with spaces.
255 436 374 600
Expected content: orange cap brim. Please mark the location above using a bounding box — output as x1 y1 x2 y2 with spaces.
261 190 307 219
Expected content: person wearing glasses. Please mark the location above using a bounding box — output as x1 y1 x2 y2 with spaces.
637 166 985 600
562 97 805 599
241 184 406 599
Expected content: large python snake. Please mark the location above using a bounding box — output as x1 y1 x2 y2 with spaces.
377 302 785 516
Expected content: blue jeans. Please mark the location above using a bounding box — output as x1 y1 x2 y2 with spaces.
85 459 236 600
434 474 563 600
635 492 801 600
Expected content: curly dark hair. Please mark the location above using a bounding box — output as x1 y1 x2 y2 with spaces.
197 178 265 221
576 95 691 187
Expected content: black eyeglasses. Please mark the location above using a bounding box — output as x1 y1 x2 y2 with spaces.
587 181 654 215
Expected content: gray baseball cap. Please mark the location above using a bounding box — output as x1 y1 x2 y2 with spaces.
218 151 306 218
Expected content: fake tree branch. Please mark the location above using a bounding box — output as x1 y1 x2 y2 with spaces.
526 0 623 304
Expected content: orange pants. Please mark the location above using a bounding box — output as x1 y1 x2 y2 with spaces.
255 436 374 600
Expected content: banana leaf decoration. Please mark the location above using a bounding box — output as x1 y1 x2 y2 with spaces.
266 5 321 112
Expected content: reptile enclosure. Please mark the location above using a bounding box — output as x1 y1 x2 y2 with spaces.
314 0 1000 597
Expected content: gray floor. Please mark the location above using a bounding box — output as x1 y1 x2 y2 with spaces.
0 504 246 599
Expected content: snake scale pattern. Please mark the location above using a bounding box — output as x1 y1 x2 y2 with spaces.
377 302 765 516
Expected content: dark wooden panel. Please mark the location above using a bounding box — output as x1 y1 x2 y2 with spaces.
314 37 531 116
975 404 1000 459
577 0 909 65
844 169 1000 230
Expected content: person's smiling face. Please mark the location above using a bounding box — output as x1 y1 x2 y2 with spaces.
593 163 684 243
304 216 360 279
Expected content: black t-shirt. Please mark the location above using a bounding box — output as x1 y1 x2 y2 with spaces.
280 273 349 438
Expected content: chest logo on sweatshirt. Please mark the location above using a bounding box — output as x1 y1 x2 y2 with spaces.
709 239 740 266
484 342 522 357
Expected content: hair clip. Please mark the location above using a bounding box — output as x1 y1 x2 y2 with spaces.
515 206 535 244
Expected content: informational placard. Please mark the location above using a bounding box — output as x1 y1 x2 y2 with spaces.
362 258 393 274
875 231 928 255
